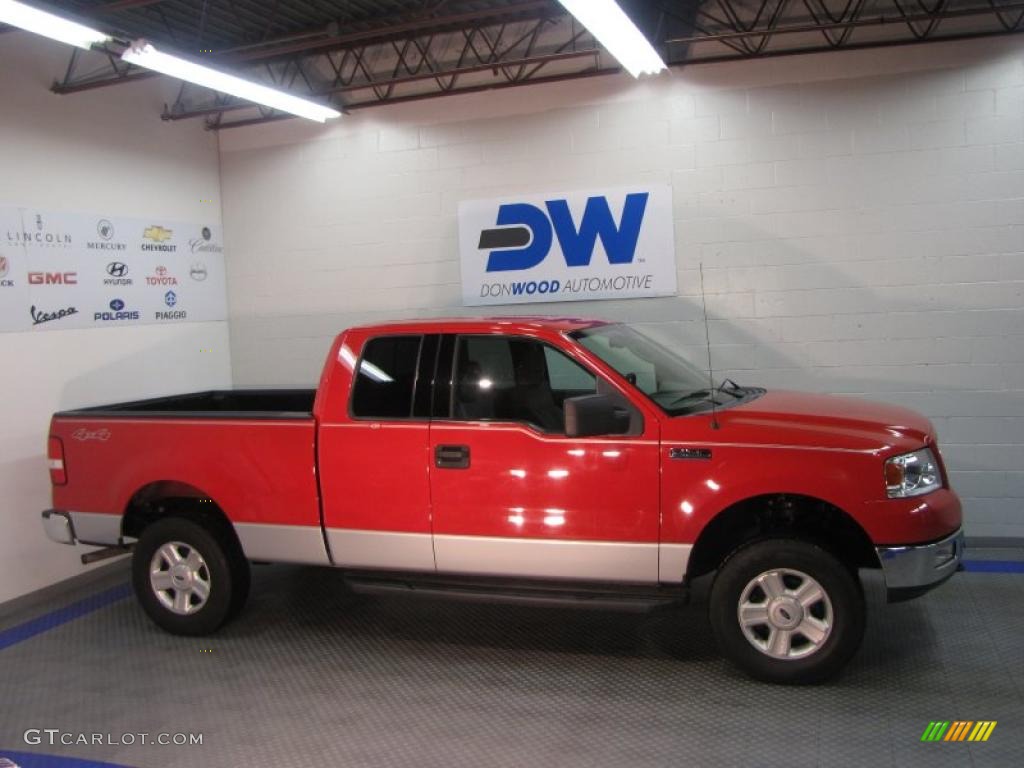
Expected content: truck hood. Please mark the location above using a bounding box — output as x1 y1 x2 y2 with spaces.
666 389 935 455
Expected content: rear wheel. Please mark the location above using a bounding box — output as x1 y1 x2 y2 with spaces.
132 516 248 635
709 538 865 684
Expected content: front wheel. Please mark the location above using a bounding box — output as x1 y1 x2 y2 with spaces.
131 516 245 636
709 539 865 684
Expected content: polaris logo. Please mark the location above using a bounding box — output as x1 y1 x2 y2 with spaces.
459 185 676 307
480 193 649 273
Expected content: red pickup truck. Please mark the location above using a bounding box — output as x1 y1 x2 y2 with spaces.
42 317 963 683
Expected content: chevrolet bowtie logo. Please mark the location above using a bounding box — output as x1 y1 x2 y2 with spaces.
143 226 173 243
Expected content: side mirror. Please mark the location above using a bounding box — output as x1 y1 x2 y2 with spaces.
564 394 631 438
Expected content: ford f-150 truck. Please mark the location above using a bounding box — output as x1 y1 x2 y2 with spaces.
42 317 963 683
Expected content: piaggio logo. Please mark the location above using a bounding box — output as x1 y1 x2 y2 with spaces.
157 289 187 320
921 721 997 742
29 271 77 285
480 193 649 273
164 290 177 307
142 226 176 252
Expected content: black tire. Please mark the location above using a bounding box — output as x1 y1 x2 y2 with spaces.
132 516 246 636
709 538 865 684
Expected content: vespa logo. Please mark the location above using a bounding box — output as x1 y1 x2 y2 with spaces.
71 427 111 442
479 193 649 273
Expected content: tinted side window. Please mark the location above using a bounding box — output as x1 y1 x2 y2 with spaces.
453 336 596 432
351 336 422 419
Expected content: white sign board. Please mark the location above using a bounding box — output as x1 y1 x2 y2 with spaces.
458 185 676 306
0 206 227 333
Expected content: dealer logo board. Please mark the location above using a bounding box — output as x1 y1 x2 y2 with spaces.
0 206 227 333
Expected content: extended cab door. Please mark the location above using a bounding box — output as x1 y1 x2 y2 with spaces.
428 334 661 583
318 333 438 571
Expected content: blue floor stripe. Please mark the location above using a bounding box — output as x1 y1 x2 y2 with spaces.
961 560 1024 574
0 751 136 768
0 583 131 652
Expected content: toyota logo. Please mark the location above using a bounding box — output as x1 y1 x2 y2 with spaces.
106 262 128 277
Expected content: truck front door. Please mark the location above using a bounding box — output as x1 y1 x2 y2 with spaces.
428 334 661 583
318 332 437 571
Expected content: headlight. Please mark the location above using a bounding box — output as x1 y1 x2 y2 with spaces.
884 448 941 498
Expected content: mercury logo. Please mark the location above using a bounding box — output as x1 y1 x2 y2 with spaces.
97 220 114 240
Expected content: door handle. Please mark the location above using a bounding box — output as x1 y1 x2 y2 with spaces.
435 444 470 469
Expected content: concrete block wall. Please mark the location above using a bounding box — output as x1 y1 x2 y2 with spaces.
220 37 1024 539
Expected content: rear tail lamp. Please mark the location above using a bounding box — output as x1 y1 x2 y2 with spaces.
48 436 67 485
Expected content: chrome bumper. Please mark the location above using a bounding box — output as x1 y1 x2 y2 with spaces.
42 509 76 545
876 527 964 602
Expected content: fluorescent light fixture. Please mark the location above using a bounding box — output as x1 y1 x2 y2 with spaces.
121 41 341 123
0 0 109 50
556 0 666 78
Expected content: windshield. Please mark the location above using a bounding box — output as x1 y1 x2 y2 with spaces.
571 323 727 415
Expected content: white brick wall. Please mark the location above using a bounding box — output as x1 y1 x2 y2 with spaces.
220 37 1024 540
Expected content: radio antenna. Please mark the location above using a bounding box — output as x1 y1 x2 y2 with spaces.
699 262 720 430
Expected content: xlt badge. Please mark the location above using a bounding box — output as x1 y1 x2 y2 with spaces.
669 447 712 460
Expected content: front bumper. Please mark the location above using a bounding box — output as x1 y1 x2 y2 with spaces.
876 527 964 602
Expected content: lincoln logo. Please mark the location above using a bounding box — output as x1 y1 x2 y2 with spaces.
29 271 77 285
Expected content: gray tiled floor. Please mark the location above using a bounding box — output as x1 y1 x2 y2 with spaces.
1 561 1021 768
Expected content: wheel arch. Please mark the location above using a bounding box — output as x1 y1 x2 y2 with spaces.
686 493 880 580
122 480 242 558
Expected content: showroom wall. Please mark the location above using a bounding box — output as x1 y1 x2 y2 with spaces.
220 37 1024 540
0 34 231 603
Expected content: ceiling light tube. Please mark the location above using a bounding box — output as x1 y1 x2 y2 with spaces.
0 0 110 50
121 41 341 123
556 0 666 78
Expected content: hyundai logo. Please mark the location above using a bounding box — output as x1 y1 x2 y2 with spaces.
106 262 128 278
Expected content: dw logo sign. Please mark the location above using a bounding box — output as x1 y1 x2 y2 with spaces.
458 185 676 307
480 193 649 272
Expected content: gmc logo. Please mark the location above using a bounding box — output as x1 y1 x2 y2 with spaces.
29 271 78 285
479 193 649 273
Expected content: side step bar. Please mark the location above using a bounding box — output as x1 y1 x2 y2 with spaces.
344 575 687 612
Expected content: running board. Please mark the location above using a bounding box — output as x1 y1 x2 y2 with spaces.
344 575 686 612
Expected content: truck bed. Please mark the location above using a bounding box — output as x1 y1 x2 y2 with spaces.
55 389 316 420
